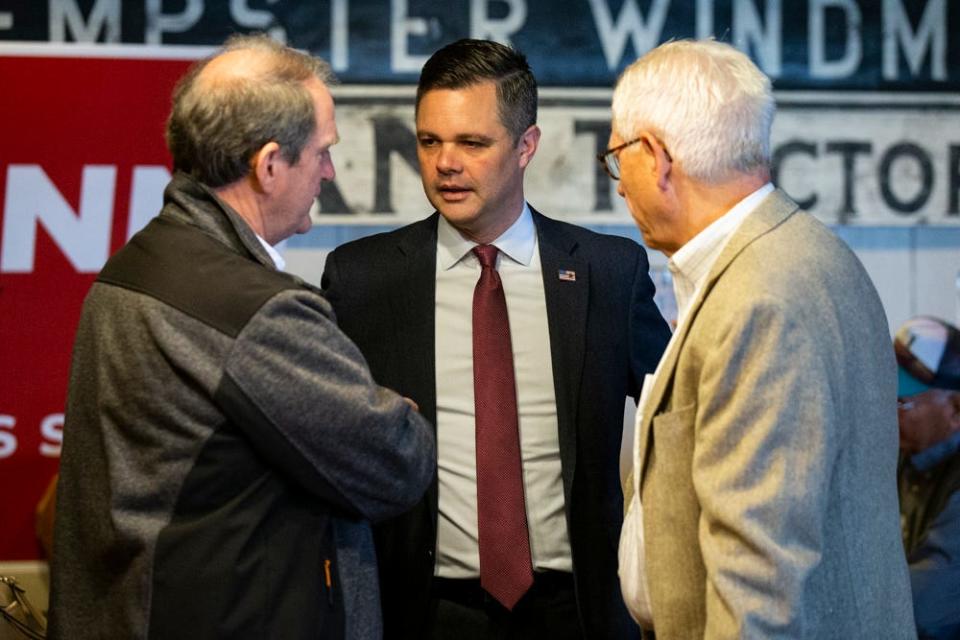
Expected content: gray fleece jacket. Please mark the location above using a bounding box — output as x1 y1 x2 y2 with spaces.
49 172 435 640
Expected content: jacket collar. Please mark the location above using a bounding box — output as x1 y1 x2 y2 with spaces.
159 172 275 269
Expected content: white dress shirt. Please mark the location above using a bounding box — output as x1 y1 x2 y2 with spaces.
255 234 286 271
619 183 774 626
434 203 572 578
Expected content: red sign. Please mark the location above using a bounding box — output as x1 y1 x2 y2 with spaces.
0 53 192 560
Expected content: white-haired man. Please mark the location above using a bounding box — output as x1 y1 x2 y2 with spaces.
606 40 916 638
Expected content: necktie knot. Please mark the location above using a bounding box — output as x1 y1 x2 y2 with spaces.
473 244 499 269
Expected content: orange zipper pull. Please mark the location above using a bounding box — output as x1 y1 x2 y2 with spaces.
324 558 333 605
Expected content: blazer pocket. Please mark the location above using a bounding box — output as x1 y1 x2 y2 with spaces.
650 403 697 495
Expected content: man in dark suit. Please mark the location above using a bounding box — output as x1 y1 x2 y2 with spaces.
322 39 670 639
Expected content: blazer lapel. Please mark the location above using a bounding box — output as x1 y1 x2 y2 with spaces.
534 210 589 499
390 214 437 425
636 190 799 489
393 215 440 529
393 215 439 428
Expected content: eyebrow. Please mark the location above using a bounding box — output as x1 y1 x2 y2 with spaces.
456 134 495 143
416 130 496 144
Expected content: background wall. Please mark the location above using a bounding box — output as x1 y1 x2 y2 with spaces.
1 0 958 591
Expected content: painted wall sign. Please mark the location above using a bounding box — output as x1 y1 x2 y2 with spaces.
0 0 957 89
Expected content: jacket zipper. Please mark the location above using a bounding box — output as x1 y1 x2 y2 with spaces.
324 558 334 606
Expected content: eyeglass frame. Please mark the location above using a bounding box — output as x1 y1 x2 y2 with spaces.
597 136 672 181
596 137 641 181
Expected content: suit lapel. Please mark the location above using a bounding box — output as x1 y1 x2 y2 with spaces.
392 215 440 529
534 210 589 498
636 190 799 489
393 215 439 428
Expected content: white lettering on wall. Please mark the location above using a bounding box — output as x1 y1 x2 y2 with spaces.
0 10 13 30
0 415 16 459
696 0 714 39
127 166 171 241
470 0 528 46
1 165 115 273
144 0 203 45
586 0 670 70
809 0 862 79
331 0 349 72
883 0 946 81
391 0 430 73
39 414 64 458
49 0 120 43
229 0 286 43
733 0 782 78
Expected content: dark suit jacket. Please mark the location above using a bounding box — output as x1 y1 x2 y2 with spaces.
322 209 671 639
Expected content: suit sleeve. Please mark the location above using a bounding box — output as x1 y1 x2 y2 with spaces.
216 287 436 523
627 246 672 400
692 295 835 637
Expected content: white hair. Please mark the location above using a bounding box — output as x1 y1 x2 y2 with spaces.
611 39 774 183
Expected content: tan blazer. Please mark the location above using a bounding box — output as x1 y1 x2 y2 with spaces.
635 190 916 639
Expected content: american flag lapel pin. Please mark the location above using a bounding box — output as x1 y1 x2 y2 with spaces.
558 269 576 282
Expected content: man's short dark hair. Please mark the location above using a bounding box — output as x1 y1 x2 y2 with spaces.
165 34 334 188
416 39 537 143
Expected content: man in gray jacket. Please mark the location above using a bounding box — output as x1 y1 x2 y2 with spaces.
49 35 435 640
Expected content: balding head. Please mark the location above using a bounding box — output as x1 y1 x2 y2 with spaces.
165 34 334 188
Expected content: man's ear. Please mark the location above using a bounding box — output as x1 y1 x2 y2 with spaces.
640 132 672 191
251 141 283 194
517 125 541 169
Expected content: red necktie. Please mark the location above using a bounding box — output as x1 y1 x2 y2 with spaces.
472 244 533 611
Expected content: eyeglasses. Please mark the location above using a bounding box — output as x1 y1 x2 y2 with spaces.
596 138 640 181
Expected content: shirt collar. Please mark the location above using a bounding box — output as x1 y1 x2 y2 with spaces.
668 182 774 322
255 234 286 271
437 202 535 270
670 182 774 277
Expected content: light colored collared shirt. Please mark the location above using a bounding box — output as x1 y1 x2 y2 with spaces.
255 234 286 271
434 203 572 578
668 183 774 324
620 182 775 627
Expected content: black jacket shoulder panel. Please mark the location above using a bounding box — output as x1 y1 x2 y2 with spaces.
98 216 302 337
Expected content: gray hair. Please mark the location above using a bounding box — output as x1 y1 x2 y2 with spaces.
165 34 335 188
611 39 774 183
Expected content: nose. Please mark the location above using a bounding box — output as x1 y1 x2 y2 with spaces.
321 151 336 182
436 143 461 175
616 180 625 198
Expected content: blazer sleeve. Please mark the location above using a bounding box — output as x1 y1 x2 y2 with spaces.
692 294 836 637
